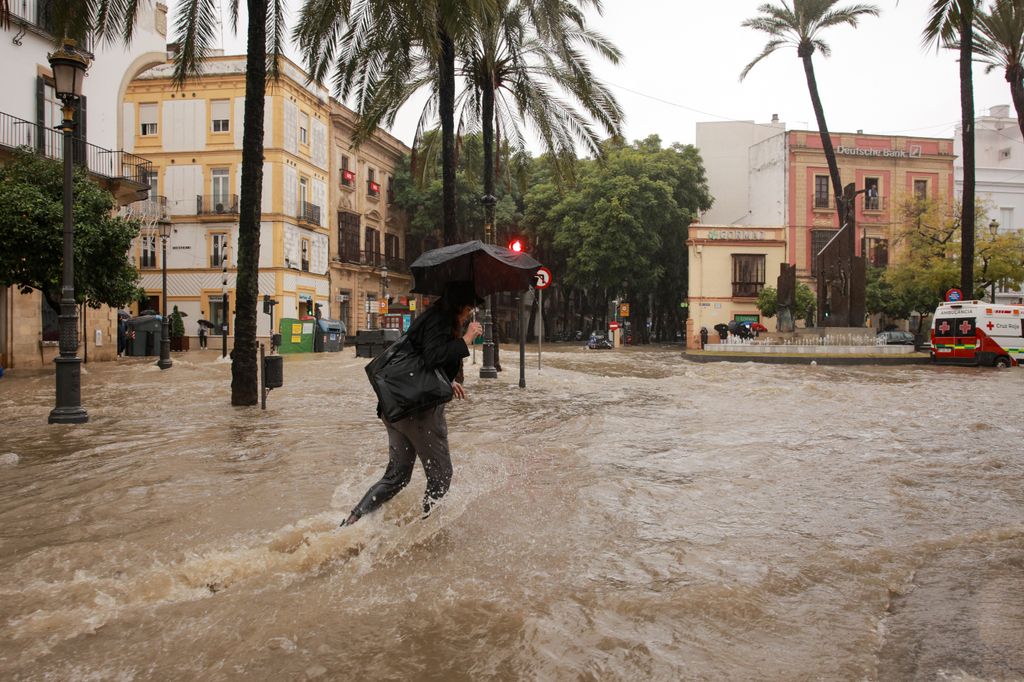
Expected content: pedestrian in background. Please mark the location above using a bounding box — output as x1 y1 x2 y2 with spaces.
198 312 208 349
699 326 708 350
341 282 484 527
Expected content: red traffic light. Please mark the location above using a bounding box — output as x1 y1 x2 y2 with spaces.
509 239 523 253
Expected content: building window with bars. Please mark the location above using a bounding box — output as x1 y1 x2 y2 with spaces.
140 102 158 136
338 211 361 262
301 238 310 272
365 227 381 266
810 229 836 276
340 155 354 187
367 168 380 197
211 99 230 132
731 254 765 298
211 232 229 268
814 175 830 209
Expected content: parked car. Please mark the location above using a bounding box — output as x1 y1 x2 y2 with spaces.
586 333 613 350
876 330 915 345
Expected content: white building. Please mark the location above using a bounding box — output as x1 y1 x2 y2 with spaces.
954 104 1024 305
0 1 167 369
695 117 786 225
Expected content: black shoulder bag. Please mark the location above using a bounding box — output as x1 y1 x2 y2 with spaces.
365 334 454 422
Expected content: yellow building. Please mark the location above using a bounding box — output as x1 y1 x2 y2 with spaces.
122 55 410 346
685 225 787 349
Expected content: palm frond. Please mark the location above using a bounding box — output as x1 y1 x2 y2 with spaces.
171 0 221 88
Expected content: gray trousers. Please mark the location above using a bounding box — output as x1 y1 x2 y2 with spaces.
351 404 453 518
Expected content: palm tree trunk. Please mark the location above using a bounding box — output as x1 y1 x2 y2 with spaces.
960 7 976 300
230 0 267 406
482 79 495 203
800 51 845 227
439 27 457 245
1008 63 1024 141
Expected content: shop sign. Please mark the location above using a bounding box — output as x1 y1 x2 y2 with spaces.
707 229 768 241
836 145 922 159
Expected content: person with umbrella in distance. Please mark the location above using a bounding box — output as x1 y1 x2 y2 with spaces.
341 281 484 527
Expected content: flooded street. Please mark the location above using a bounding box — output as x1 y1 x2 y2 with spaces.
1 347 1022 680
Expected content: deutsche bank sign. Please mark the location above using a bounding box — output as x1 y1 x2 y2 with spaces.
837 145 923 159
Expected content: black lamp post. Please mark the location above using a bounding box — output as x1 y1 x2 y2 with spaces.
47 41 90 425
479 194 498 378
157 220 173 369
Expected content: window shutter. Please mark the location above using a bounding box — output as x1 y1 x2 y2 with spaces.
35 76 45 154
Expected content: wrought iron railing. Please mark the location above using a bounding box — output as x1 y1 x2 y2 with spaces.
863 195 885 211
123 195 168 222
196 194 239 215
385 256 407 273
0 110 151 186
363 250 384 267
300 201 321 226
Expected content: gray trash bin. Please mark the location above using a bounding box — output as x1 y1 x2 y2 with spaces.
354 328 400 358
125 315 163 356
315 319 345 352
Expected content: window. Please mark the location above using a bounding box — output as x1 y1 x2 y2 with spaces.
367 168 380 197
211 99 230 132
42 81 60 132
864 177 880 210
338 290 352 332
732 254 766 298
810 229 837 276
866 237 889 268
1000 207 1014 231
299 111 309 145
141 234 157 269
41 298 59 342
339 211 361 263
384 233 400 266
913 179 928 200
211 168 230 207
365 227 381 266
211 232 229 268
814 175 830 209
208 296 227 332
140 103 158 136
301 238 310 272
340 155 354 187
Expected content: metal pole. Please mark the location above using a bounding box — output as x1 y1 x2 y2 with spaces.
480 194 498 379
49 100 88 424
221 249 228 358
260 342 267 410
518 291 526 388
538 288 542 371
157 231 172 369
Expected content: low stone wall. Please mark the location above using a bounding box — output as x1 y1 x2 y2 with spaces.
709 343 915 355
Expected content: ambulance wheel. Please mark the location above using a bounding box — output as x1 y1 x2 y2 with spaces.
994 356 1011 368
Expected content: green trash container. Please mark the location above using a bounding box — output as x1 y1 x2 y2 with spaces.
278 318 315 353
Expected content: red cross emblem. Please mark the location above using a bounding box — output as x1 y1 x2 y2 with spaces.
938 321 950 334
986 321 995 331
959 320 973 335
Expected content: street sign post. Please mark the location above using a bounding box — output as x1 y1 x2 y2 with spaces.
534 268 552 372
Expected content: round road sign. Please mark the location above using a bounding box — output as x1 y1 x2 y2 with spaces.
945 288 963 302
535 266 553 289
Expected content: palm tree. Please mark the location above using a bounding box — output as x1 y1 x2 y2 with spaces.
740 1 880 227
295 0 494 245
42 0 289 406
973 0 1024 139
924 0 981 300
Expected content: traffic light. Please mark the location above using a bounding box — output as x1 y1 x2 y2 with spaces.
262 294 278 315
508 238 524 253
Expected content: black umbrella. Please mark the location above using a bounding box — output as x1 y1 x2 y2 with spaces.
139 309 159 316
410 240 542 297
196 319 216 329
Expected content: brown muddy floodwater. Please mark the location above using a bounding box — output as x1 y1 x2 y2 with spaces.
1 346 1023 680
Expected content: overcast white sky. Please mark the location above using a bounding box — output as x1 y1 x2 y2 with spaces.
197 0 1012 150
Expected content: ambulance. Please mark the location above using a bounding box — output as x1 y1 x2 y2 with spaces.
930 301 1024 367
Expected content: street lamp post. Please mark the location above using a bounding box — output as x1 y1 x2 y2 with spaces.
380 264 389 329
479 194 498 379
47 41 90 425
156 220 173 369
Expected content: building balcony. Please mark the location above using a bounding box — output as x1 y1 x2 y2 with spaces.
8 0 94 52
300 201 321 226
0 110 151 204
362 250 384 268
385 256 407 273
196 194 239 215
121 195 168 223
863 195 885 211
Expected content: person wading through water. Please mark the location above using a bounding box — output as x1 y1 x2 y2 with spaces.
341 282 484 526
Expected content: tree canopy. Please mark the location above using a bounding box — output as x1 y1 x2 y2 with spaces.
0 150 141 313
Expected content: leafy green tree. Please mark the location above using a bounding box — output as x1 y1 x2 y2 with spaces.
741 0 880 227
0 150 141 313
756 282 816 323
924 0 981 300
973 0 1024 138
169 305 185 339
